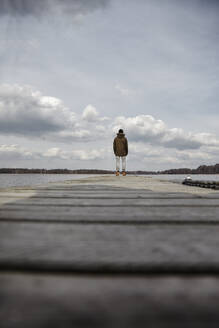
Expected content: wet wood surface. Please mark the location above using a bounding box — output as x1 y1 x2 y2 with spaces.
1 182 219 327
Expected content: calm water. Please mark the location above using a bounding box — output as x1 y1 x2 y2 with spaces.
0 174 99 189
0 173 219 189
152 174 219 183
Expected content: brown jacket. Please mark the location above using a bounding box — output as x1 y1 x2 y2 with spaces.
113 133 128 157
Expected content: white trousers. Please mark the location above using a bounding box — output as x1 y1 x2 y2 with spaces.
116 156 126 171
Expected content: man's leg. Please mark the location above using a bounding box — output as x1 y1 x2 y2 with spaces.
116 156 120 175
122 156 126 175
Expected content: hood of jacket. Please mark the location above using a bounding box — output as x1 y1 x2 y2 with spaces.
117 133 125 138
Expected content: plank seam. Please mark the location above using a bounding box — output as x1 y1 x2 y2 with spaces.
1 218 219 225
0 196 201 199
1 204 219 207
2 262 219 274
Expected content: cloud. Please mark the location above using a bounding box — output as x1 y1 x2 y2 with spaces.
1 82 219 163
82 105 99 122
0 84 109 143
0 0 110 17
0 144 35 160
0 144 105 162
0 84 75 136
114 115 165 141
128 141 215 169
113 115 219 150
43 147 104 160
82 105 109 123
115 83 137 97
57 130 91 139
176 149 213 161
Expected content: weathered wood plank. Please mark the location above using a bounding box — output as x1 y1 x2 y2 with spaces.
0 192 201 199
1 204 219 222
1 222 219 272
1 197 219 206
205 193 219 198
1 181 219 328
1 273 219 328
0 185 154 193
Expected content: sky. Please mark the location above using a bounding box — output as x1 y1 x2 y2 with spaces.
0 0 219 171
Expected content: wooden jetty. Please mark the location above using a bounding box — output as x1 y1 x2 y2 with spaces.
1 175 219 327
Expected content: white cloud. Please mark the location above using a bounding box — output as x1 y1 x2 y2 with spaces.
115 83 136 97
113 115 219 150
1 82 219 156
82 105 99 122
57 129 91 140
43 148 70 160
0 144 35 160
1 83 219 169
176 149 213 161
43 147 104 161
82 105 109 123
0 144 106 162
128 141 217 169
114 115 166 140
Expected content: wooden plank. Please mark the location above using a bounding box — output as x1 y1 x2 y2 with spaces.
1 204 219 222
1 182 219 328
205 193 219 198
0 185 204 198
1 273 219 327
0 191 201 199
1 222 219 272
0 186 155 192
1 197 219 206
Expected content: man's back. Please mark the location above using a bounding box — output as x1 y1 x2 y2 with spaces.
113 132 128 157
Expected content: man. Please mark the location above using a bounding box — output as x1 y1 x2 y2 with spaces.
113 129 128 176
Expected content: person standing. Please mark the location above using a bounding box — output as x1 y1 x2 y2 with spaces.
113 129 128 176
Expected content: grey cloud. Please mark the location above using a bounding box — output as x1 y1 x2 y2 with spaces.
162 137 202 150
1 83 218 151
0 84 75 137
0 144 35 160
0 0 109 17
0 120 61 136
0 84 107 142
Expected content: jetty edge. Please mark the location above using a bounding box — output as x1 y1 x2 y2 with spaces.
1 175 219 328
183 177 219 190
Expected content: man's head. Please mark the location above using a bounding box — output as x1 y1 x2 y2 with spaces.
118 129 124 134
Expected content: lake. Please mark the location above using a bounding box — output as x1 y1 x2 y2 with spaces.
0 173 219 189
0 174 99 189
152 174 219 183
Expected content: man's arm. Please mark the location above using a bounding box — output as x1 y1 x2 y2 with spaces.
125 138 128 155
113 138 116 155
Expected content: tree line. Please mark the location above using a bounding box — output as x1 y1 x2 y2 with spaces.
1 164 219 174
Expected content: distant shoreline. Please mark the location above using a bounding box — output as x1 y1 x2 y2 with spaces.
0 163 219 175
0 168 155 175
